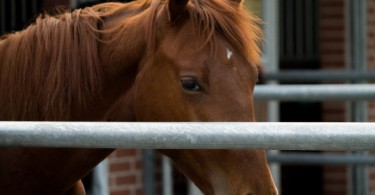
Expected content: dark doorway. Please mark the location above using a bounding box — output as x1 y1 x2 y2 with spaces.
280 102 323 195
278 0 323 194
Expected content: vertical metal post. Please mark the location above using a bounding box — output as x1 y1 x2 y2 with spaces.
188 181 202 195
348 0 368 195
143 149 154 195
162 156 173 195
263 0 280 121
92 160 109 195
263 0 280 192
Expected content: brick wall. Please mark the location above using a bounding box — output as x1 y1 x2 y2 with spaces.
319 0 348 195
368 0 375 194
368 1 375 75
108 149 143 195
368 0 375 121
320 0 346 70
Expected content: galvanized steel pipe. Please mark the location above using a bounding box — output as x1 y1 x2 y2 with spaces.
254 84 375 101
267 153 375 165
263 71 375 82
0 122 375 150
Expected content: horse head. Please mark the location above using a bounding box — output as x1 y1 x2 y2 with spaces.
100 0 278 194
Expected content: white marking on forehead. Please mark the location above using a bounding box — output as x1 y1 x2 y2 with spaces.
226 48 233 60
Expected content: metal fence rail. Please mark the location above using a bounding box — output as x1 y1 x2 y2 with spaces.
254 84 375 101
262 71 375 82
1 122 375 150
267 153 375 165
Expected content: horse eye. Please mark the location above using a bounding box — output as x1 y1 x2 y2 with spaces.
180 77 202 92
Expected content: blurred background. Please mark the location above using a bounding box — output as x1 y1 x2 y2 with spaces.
1 0 375 195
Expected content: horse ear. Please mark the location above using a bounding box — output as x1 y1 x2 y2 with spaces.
167 0 189 24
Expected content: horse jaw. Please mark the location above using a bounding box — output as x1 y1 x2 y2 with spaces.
159 149 278 195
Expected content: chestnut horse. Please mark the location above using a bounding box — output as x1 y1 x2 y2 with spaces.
0 0 277 194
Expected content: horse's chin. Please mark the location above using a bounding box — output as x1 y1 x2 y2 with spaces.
205 178 278 195
160 149 278 195
209 187 279 195
200 185 278 195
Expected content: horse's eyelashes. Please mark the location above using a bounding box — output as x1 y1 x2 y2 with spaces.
180 77 203 92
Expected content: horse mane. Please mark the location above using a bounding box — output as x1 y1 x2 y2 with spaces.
0 8 103 120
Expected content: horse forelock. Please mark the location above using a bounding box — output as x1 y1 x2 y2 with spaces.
145 0 261 68
0 8 103 120
191 0 262 67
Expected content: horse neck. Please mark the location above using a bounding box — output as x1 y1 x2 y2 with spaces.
98 3 149 77
94 4 156 122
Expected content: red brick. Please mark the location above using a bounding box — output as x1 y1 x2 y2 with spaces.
320 1 344 7
320 25 345 32
320 48 345 54
324 177 347 186
110 161 131 172
111 190 131 195
136 188 143 195
116 149 137 157
135 160 143 170
116 175 136 185
324 166 347 173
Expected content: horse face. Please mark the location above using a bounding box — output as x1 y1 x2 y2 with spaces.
135 26 257 122
132 19 277 195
